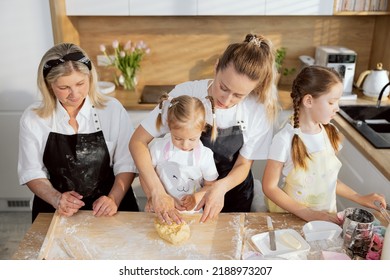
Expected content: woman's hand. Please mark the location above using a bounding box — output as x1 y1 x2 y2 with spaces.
196 182 227 223
57 190 85 217
153 192 182 224
92 195 118 217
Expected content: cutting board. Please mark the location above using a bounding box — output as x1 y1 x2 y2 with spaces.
38 210 244 260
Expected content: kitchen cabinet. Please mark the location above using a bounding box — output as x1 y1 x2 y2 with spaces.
333 0 390 15
198 0 266 15
337 137 390 210
130 0 197 16
265 0 334 15
65 0 129 16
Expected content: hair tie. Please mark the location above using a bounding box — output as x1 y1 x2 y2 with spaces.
43 51 91 78
212 113 216 119
293 127 301 135
169 101 179 108
250 36 262 47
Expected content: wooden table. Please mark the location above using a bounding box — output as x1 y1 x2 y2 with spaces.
12 211 307 260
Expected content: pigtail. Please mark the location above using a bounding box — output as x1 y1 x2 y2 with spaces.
291 87 310 170
205 95 218 142
323 123 341 153
156 92 170 131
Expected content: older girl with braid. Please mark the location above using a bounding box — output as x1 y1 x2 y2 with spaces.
262 65 386 224
130 34 278 223
144 94 218 213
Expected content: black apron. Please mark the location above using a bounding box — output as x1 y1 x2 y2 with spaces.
32 105 138 222
201 104 254 212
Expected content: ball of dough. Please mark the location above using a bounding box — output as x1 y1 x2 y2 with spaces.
154 219 191 245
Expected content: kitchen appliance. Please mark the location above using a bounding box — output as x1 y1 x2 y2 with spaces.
342 208 374 259
315 46 357 99
355 63 390 99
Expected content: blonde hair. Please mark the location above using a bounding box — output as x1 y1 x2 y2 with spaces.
156 94 217 141
291 65 342 170
216 33 278 122
35 43 108 118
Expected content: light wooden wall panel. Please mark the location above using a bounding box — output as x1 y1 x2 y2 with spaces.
66 16 376 87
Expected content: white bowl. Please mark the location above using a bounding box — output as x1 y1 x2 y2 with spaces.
302 221 342 242
98 81 115 94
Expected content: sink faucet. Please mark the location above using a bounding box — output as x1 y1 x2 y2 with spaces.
377 82 390 108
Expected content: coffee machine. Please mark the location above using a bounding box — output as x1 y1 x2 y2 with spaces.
315 46 357 99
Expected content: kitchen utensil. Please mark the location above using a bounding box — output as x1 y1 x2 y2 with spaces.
374 200 390 224
355 62 390 99
251 229 310 258
267 216 276 251
342 208 375 259
97 81 115 94
302 221 342 242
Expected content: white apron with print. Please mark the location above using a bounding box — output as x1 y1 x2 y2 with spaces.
155 141 202 205
268 128 342 213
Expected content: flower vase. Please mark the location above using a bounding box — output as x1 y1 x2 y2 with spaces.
118 74 138 91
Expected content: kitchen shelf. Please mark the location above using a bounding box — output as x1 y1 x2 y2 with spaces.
333 11 390 15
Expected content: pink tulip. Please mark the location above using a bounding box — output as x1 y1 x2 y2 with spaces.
112 40 119 49
99 44 106 52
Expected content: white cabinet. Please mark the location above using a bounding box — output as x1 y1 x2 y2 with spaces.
337 138 390 211
65 0 130 16
265 0 334 15
130 0 197 16
198 0 266 15
66 0 334 16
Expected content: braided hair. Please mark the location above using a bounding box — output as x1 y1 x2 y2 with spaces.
290 65 342 170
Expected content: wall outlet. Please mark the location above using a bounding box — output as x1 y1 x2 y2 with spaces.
97 55 113 66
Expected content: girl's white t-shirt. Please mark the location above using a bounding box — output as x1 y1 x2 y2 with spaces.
268 123 341 184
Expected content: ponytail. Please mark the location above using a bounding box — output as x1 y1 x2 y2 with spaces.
156 93 169 131
323 123 341 153
205 95 217 142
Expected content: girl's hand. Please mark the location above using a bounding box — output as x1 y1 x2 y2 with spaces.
355 193 386 211
92 195 118 217
304 209 342 225
57 190 85 217
181 195 196 211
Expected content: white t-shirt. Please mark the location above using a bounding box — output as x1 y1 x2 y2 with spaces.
268 123 340 184
18 96 136 185
149 134 219 182
141 79 273 160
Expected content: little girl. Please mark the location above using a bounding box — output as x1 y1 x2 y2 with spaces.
145 94 218 212
262 65 386 224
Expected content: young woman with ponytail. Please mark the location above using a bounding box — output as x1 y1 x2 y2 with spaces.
262 65 386 224
130 34 278 223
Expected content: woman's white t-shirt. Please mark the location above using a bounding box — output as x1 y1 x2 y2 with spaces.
18 96 136 185
141 79 273 160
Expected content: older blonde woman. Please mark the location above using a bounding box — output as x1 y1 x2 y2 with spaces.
18 43 139 222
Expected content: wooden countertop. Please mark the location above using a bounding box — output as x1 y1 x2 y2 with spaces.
12 210 388 260
12 211 307 260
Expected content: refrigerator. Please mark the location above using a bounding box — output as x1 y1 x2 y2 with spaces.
0 0 54 211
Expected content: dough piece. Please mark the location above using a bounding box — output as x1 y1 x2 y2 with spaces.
154 219 190 245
